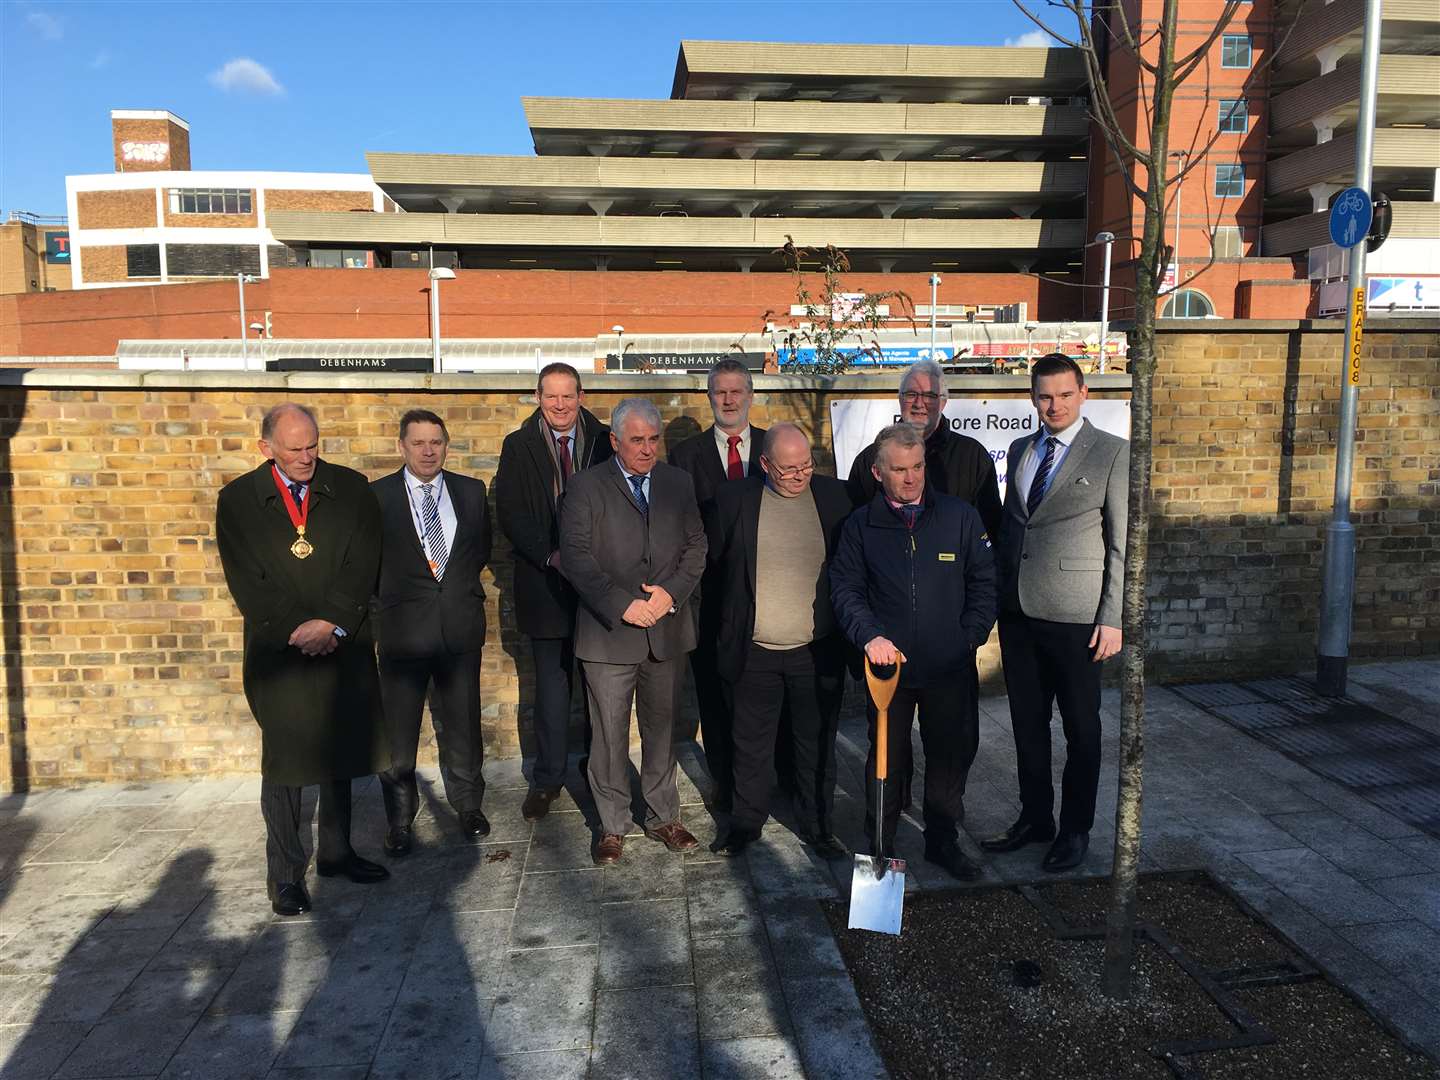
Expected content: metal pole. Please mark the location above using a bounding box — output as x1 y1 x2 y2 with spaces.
237 273 249 371
1317 0 1382 697
1172 153 1185 292
430 279 442 373
929 273 940 360
1097 232 1114 374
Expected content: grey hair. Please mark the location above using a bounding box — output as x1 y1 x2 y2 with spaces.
873 422 924 467
610 398 662 435
260 403 318 440
761 421 809 458
899 359 947 399
706 357 753 394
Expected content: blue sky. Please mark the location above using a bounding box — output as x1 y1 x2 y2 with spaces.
1 1 1050 216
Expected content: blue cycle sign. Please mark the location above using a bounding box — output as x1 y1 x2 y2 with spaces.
1329 187 1373 249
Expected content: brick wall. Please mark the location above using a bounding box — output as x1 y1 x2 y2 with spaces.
111 118 189 173
77 246 130 284
265 190 374 213
76 190 157 230
2 323 1437 789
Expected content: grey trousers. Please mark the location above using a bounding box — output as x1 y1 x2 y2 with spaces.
260 778 353 884
581 655 682 838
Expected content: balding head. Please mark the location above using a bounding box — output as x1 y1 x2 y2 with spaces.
258 403 320 484
760 422 815 497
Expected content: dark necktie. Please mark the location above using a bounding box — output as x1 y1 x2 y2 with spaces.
288 482 304 506
421 483 448 580
628 474 649 516
726 435 744 480
556 435 572 480
1027 435 1058 516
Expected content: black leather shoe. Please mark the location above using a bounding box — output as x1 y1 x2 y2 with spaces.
460 810 491 840
715 826 761 857
384 826 413 858
315 854 391 884
799 832 851 861
267 881 311 917
1041 832 1089 872
521 787 562 823
980 819 1056 853
924 838 983 882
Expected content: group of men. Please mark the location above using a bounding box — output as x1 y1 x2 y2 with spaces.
217 353 1126 916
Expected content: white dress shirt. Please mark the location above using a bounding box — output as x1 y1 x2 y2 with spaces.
272 464 307 502
713 425 752 477
404 468 458 563
616 458 651 508
1014 417 1083 508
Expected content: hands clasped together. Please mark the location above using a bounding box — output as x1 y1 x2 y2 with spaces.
622 583 675 628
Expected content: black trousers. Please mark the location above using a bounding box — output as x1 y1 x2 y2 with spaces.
261 778 353 884
895 658 980 801
530 636 591 790
725 642 843 835
998 613 1103 834
865 676 977 852
690 633 733 805
378 649 485 826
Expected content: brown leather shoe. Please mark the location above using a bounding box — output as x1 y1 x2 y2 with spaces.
644 820 700 853
593 833 624 865
522 786 562 823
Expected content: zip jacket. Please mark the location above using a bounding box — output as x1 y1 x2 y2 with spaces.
829 485 997 688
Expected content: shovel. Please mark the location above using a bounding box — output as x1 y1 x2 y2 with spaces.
848 652 907 935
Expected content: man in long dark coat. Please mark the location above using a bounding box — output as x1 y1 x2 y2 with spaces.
216 403 390 916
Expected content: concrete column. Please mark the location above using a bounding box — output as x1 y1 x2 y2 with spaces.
735 256 756 273
734 145 758 160
878 203 900 219
594 255 610 271
1010 257 1035 273
878 148 902 161
1010 204 1039 219
734 199 760 218
585 144 611 157
587 199 614 217
438 196 465 213
877 258 897 274
1309 183 1341 212
1315 43 1346 75
1312 114 1342 144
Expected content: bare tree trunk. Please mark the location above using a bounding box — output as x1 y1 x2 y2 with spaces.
1101 0 1177 1001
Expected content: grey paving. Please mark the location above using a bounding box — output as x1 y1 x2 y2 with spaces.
1 661 1438 1076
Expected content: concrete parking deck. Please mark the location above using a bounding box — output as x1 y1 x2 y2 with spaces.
2 660 1437 1078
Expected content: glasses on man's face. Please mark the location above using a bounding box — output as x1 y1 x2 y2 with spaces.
900 391 942 404
769 459 815 480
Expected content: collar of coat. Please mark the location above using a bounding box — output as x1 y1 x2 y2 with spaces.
251 458 338 506
864 482 937 528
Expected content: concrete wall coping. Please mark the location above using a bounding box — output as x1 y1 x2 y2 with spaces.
0 370 1134 392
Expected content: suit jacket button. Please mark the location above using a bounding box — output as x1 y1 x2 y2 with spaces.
1021 553 1029 560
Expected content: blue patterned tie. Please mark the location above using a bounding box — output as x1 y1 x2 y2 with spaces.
1026 436 1058 517
628 474 649 516
421 483 448 580
288 482 304 506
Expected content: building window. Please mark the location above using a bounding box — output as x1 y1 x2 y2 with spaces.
1212 226 1244 258
1215 164 1246 198
1218 98 1248 133
310 249 372 268
1221 34 1252 68
166 243 261 277
125 244 160 277
169 188 253 215
1162 289 1215 318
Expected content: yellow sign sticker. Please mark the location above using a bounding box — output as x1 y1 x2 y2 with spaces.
938 552 956 562
1348 286 1365 385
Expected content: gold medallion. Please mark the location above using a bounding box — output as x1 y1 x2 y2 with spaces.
290 528 314 560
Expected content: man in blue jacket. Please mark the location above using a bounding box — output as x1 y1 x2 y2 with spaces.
830 422 997 880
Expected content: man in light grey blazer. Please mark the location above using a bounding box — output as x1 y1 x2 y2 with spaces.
982 354 1128 872
560 398 708 865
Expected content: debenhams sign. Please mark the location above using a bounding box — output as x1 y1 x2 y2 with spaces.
605 351 765 372
267 357 432 372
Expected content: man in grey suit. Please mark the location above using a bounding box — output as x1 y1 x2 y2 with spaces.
983 354 1128 872
560 398 708 865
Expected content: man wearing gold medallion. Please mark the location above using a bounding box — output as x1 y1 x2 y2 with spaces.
216 403 391 916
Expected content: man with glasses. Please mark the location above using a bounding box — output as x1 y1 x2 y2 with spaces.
704 424 854 858
846 359 1002 809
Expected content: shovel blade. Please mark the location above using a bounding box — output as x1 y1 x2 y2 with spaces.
847 853 906 935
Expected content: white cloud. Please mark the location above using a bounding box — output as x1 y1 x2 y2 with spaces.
90 48 111 70
26 11 63 40
208 57 285 96
1004 29 1057 48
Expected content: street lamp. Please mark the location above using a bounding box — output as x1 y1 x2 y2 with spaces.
928 274 942 362
1169 150 1188 297
428 266 456 374
611 324 625 370
236 273 258 371
1093 231 1116 373
249 322 267 371
1024 321 1039 371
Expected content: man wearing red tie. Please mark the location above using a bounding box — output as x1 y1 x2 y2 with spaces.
668 358 766 811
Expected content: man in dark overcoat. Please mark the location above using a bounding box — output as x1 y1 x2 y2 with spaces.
216 402 390 916
494 362 612 822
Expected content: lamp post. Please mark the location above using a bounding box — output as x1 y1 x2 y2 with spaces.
1169 150 1188 299
428 266 456 374
236 273 257 370
1094 231 1115 373
928 273 941 361
249 322 266 371
1024 321 1039 371
611 324 625 370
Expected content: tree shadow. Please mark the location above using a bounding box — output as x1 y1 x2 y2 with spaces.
1 386 28 791
1276 329 1303 514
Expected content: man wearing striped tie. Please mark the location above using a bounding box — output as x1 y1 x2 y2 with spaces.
985 354 1129 873
373 409 493 856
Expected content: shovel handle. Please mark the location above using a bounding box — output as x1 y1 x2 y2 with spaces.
865 654 904 784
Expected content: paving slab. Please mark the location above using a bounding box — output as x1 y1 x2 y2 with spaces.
598 897 690 990
1237 847 1410 928
486 946 596 1055
475 1049 590 1080
589 985 699 1080
700 1035 808 1080
692 930 789 1041
159 1010 302 1080
0 1020 91 1080
510 869 601 951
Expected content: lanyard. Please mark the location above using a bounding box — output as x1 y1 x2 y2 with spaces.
271 465 310 531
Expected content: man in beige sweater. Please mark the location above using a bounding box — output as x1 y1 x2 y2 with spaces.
703 424 856 858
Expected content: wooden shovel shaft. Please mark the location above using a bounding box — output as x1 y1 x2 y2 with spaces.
864 655 904 784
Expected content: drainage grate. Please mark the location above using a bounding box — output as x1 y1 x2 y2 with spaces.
1170 677 1440 840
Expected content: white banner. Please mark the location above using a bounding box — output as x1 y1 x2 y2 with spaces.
830 397 1131 502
